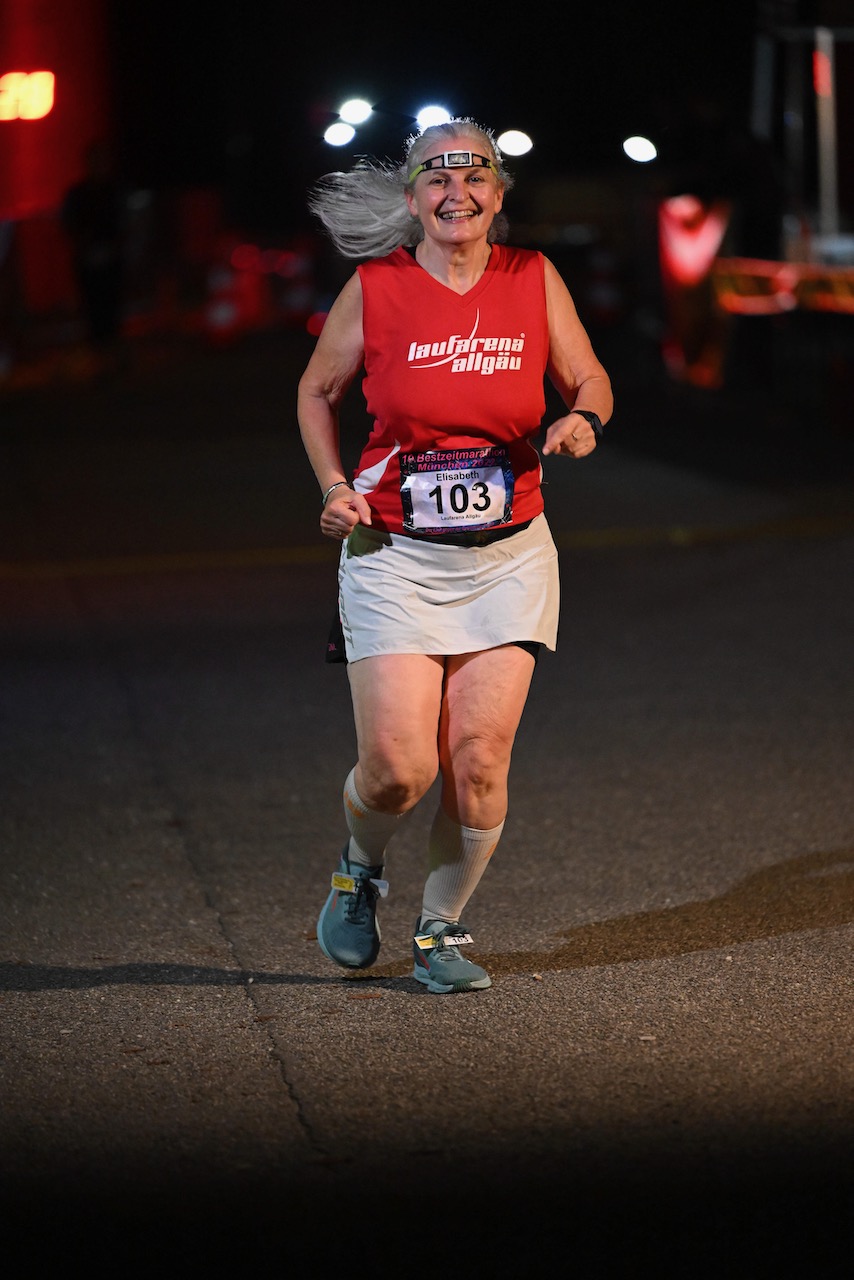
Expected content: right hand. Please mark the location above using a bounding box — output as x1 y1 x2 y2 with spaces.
320 487 373 540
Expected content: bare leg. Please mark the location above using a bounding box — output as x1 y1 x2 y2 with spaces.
438 644 536 828
418 644 536 926
346 653 446 814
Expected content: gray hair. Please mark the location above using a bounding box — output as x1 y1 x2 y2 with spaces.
307 118 514 260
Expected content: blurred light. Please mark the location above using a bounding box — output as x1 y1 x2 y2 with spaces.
0 70 54 120
416 104 452 130
324 121 356 146
659 195 730 286
306 311 328 336
231 243 261 271
497 130 532 157
622 135 657 163
339 98 373 124
274 250 301 278
813 50 832 98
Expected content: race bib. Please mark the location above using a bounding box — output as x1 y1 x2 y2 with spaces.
399 446 515 534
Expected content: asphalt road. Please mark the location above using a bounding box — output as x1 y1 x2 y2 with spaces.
1 324 853 1277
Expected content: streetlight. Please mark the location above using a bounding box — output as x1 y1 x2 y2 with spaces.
320 100 535 166
622 135 657 163
415 104 452 130
339 98 373 125
497 130 532 157
323 121 356 146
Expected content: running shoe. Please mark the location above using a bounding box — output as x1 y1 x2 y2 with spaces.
316 851 388 970
412 917 492 993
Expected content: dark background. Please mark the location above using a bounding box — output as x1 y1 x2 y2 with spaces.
3 1 851 432
105 0 766 233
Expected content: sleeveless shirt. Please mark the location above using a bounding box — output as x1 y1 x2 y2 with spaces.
353 243 550 536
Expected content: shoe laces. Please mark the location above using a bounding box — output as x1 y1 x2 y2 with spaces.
427 923 468 962
344 876 380 924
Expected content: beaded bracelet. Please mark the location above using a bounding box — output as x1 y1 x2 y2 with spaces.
321 480 350 506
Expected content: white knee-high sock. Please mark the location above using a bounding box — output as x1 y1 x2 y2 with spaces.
343 767 403 868
421 805 505 925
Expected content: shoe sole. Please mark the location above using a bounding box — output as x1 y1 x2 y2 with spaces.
412 964 491 994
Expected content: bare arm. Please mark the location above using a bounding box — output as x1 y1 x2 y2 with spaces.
541 256 614 458
297 272 373 533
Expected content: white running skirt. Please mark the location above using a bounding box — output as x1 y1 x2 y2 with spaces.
337 513 559 662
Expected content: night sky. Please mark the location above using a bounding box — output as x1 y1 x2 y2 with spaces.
104 1 766 233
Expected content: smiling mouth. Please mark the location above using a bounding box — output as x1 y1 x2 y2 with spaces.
439 210 478 221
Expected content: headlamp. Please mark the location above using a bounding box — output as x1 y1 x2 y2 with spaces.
408 151 499 182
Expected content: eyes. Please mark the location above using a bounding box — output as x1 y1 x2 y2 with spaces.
426 171 490 189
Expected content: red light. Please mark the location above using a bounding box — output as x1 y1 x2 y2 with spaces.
658 195 731 287
813 50 832 98
306 312 328 336
230 242 261 271
274 250 300 278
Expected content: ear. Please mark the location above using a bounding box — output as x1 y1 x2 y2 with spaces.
405 188 418 217
493 184 505 214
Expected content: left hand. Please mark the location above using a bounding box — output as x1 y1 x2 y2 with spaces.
542 413 598 457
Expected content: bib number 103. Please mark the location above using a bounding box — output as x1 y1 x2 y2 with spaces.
400 448 515 533
429 478 491 516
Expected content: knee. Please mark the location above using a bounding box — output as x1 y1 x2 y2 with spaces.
445 735 510 797
358 752 437 814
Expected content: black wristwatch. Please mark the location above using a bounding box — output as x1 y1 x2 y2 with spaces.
571 409 604 440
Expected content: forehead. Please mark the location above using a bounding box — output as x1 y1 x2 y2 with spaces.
431 139 483 164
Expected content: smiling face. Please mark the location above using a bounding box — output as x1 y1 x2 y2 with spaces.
405 138 504 248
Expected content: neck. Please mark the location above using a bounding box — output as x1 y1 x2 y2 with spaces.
415 239 492 294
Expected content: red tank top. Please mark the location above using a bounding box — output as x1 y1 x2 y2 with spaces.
354 244 549 536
